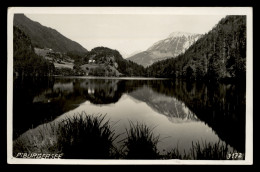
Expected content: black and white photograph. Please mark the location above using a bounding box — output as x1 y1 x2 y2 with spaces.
7 7 253 165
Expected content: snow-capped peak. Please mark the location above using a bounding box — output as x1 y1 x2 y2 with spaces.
167 32 197 38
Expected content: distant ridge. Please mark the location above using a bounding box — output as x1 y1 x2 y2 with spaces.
127 32 201 67
14 14 88 54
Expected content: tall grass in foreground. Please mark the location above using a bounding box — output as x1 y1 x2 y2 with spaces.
120 122 160 159
163 140 231 160
57 113 119 159
13 113 244 160
190 140 229 160
14 113 119 159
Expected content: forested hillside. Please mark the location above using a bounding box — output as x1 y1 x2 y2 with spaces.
147 16 246 81
14 14 88 54
13 26 55 77
74 47 146 77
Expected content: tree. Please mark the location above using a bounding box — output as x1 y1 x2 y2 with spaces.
14 26 55 77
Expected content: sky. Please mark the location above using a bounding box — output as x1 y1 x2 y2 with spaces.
25 14 226 58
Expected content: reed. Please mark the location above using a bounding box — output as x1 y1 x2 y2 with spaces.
57 113 119 159
120 121 160 159
190 140 229 160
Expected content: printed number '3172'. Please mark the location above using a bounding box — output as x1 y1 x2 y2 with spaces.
226 153 244 160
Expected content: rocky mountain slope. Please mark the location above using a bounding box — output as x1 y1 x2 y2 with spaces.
127 32 201 67
128 86 199 123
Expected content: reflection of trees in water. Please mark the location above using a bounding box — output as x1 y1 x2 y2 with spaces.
73 78 246 153
13 77 245 153
72 79 128 104
73 78 245 153
148 79 245 153
114 79 245 153
13 77 55 139
13 78 137 138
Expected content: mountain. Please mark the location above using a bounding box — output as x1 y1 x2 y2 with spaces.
14 14 88 54
147 16 246 81
127 32 201 67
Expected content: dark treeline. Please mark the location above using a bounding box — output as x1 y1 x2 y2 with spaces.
13 26 55 77
146 15 246 82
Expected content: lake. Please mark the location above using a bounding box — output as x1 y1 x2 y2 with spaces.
13 76 246 155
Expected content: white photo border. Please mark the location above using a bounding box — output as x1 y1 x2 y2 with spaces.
7 7 253 165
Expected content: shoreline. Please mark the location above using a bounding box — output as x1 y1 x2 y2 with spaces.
53 75 171 80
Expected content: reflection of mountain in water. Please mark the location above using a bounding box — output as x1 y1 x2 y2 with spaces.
13 77 245 153
129 86 199 123
149 80 245 153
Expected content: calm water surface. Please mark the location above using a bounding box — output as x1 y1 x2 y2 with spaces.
13 76 246 153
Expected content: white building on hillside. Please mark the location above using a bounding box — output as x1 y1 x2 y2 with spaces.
88 59 96 63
